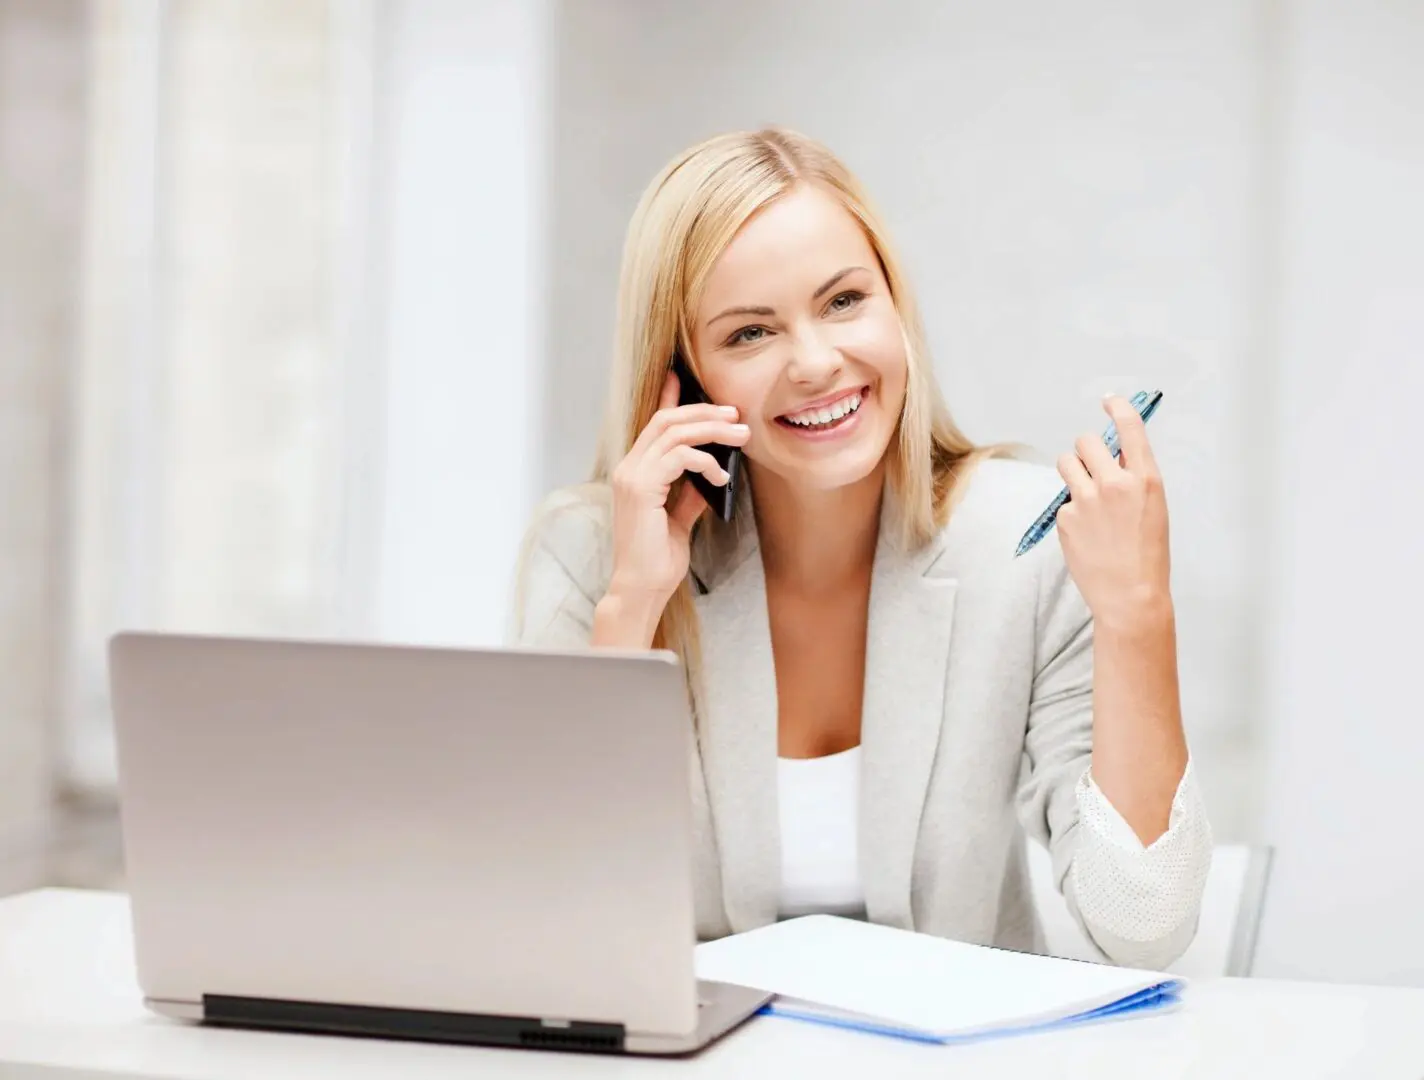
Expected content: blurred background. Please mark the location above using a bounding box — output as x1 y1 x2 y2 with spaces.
1 0 1420 986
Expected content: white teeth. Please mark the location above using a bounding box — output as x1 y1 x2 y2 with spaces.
786 393 862 427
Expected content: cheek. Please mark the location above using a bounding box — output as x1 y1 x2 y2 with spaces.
707 369 780 464
701 366 769 422
853 314 908 402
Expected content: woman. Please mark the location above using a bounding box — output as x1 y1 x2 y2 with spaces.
512 127 1211 968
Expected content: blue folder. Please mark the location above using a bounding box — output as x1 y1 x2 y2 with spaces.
757 980 1184 1045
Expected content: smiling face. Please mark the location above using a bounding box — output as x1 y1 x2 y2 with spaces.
689 183 909 494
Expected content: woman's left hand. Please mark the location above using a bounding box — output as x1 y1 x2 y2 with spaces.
1055 395 1173 631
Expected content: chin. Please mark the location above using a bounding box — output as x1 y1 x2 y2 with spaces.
786 453 887 492
755 421 896 493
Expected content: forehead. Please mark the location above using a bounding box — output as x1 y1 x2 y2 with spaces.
700 184 877 300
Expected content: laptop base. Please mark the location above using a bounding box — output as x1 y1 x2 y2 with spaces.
146 979 769 1057
204 994 625 1053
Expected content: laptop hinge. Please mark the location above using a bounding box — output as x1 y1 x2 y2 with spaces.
202 994 626 1053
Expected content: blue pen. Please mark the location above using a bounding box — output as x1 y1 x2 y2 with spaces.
1013 390 1164 557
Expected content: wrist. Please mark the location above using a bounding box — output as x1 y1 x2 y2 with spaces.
593 586 668 649
1092 587 1175 640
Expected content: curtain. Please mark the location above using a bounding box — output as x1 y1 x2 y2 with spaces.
0 0 86 880
61 0 377 796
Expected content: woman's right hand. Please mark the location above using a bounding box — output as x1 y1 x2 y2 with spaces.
605 370 750 613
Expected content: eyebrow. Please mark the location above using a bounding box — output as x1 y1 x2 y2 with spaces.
705 266 868 328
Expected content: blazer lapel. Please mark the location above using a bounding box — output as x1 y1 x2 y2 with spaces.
691 513 781 933
859 517 958 930
688 493 959 935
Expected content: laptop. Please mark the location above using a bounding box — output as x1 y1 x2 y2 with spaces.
107 631 771 1055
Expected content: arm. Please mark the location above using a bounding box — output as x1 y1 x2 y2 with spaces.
1019 548 1212 970
1053 393 1193 846
1089 598 1189 844
591 591 664 649
508 492 669 651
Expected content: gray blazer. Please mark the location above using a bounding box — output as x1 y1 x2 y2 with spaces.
511 458 1208 968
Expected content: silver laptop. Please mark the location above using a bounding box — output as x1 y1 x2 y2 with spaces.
108 632 770 1055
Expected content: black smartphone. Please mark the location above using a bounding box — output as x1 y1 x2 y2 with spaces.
671 354 742 522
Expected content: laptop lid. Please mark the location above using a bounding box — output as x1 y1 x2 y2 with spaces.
108 633 700 1039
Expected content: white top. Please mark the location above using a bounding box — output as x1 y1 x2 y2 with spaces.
4 889 1424 1079
777 746 865 918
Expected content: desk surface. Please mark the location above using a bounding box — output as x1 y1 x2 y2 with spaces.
1 889 1422 1080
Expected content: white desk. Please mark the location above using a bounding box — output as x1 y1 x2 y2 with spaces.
1 890 1422 1080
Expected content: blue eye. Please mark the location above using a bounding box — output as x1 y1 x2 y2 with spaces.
728 325 768 346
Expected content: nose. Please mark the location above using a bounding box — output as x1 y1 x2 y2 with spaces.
784 328 842 386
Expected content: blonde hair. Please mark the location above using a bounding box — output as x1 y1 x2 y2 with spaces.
584 127 999 677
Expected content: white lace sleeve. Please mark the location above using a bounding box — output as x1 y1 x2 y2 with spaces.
1068 758 1213 968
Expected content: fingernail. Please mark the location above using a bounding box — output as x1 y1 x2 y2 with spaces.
731 423 750 434
720 405 739 417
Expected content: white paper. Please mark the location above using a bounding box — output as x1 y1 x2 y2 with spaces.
695 915 1181 1038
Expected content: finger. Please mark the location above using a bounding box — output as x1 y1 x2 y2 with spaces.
1103 394 1158 473
649 419 750 459
636 371 685 456
1073 431 1118 479
669 480 708 534
630 403 740 457
1056 451 1093 502
650 445 729 489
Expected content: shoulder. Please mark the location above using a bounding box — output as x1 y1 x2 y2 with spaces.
942 454 1065 555
938 455 1086 630
518 483 615 603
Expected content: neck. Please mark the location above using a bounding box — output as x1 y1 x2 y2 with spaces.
749 461 885 592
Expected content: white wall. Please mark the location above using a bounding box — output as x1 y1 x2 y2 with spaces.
373 0 551 646
547 0 1271 840
1254 0 1424 985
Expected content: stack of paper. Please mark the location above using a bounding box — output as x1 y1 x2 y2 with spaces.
694 915 1183 1045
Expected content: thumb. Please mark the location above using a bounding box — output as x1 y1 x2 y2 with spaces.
669 480 707 535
